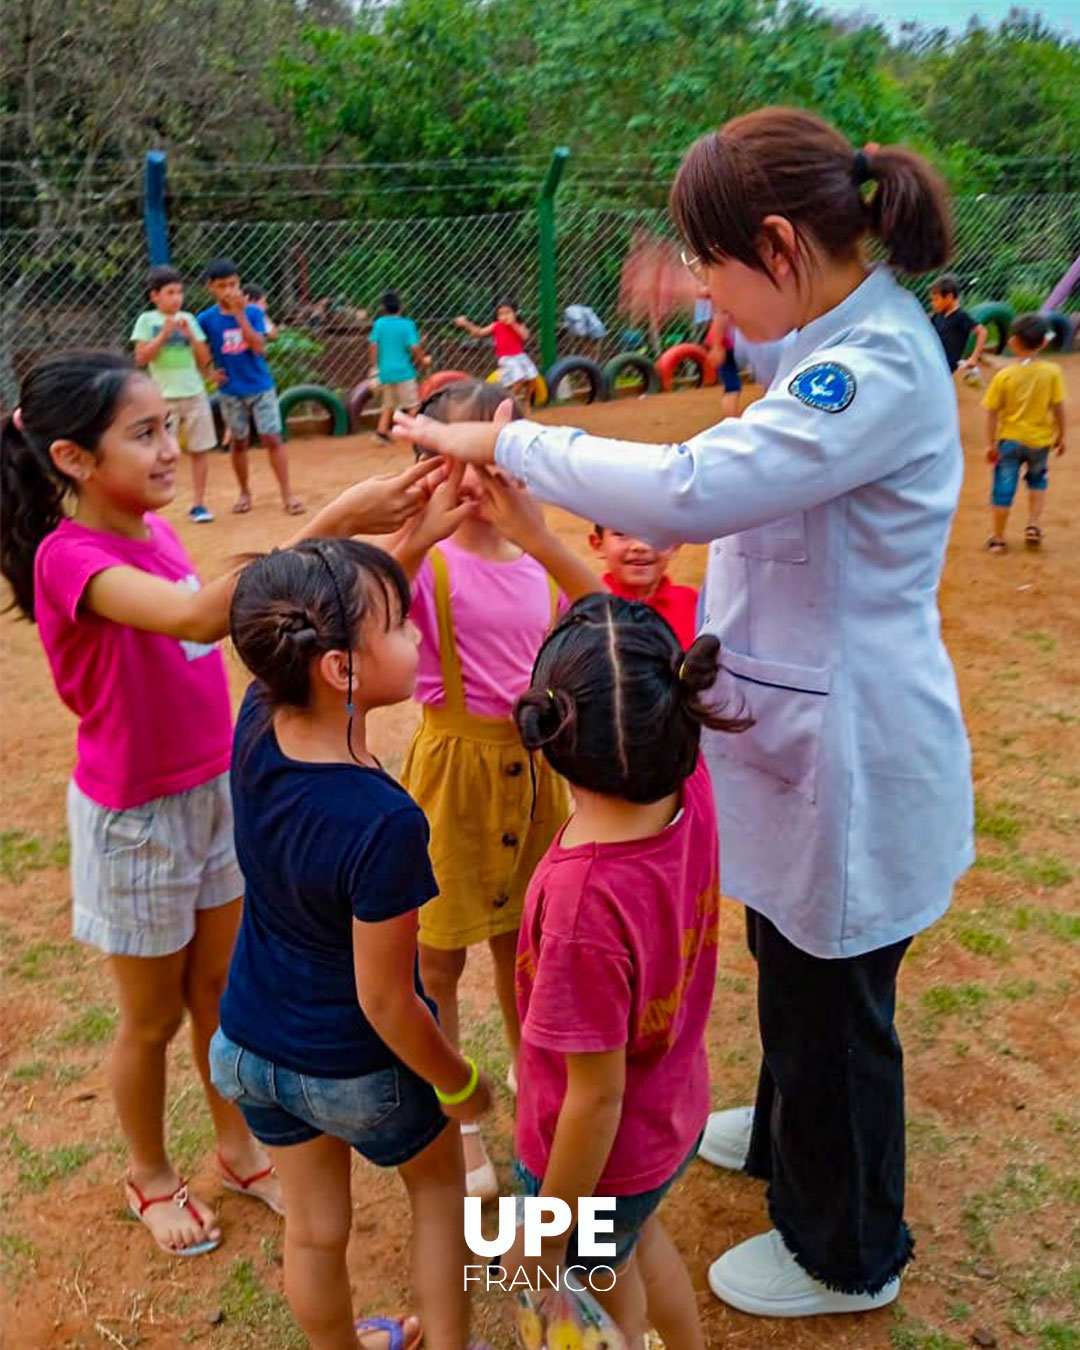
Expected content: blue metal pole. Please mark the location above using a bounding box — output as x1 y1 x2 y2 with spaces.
143 150 170 265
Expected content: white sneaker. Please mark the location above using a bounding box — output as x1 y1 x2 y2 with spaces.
461 1123 499 1202
708 1230 900 1317
698 1106 754 1170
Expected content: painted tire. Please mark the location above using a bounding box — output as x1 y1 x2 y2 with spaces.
655 342 716 391
278 384 349 439
484 369 549 406
346 380 377 432
418 369 471 402
1042 310 1073 352
543 356 609 404
603 352 660 397
968 302 1014 356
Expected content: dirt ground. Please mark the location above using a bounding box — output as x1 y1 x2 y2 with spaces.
1 362 1078 1350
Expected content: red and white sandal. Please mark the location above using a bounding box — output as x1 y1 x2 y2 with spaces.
125 1176 220 1257
218 1152 285 1216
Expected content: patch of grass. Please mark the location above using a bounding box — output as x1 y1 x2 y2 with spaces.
1039 1326 1079 1350
1017 630 1057 654
907 1117 950 1155
219 1258 305 1349
974 799 1023 845
889 1312 964 1350
3 1127 95 1193
10 1062 45 1081
6 939 79 982
955 923 1010 960
944 1301 971 1323
0 829 70 883
975 851 1073 887
1013 908 1080 941
922 983 991 1019
999 978 1038 1001
53 1063 86 1087
0 1231 39 1278
57 1004 116 1046
961 1191 993 1255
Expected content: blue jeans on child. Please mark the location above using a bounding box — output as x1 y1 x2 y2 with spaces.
513 1134 702 1271
209 1028 447 1165
992 439 1049 508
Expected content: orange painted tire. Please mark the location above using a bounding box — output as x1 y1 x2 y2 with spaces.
655 342 716 391
418 369 471 401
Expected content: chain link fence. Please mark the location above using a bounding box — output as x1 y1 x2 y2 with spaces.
3 192 1078 405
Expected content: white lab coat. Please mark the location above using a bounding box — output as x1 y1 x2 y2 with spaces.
496 266 974 958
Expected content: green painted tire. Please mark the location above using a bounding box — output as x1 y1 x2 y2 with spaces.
967 302 1014 356
278 384 349 439
603 352 660 397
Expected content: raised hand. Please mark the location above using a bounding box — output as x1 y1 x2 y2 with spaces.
322 456 446 536
392 398 514 465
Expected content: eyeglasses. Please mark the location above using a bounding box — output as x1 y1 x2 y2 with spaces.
680 248 707 280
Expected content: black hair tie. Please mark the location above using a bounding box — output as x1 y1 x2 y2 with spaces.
852 149 875 186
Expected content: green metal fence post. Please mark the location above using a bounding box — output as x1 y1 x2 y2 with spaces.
537 148 570 373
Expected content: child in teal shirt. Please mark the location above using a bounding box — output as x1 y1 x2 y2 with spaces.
368 291 429 442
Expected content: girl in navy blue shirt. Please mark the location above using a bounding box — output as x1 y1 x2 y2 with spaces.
211 538 492 1350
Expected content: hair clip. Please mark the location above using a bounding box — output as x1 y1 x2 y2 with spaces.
12 406 24 432
677 657 689 682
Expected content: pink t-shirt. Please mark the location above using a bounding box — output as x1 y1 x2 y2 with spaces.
411 539 560 719
33 514 233 811
493 321 525 359
515 756 720 1194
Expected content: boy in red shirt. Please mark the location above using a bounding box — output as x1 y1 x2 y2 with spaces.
473 471 700 650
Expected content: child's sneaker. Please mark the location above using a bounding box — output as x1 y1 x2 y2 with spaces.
189 504 215 524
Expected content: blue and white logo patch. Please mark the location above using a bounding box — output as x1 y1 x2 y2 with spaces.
787 362 856 414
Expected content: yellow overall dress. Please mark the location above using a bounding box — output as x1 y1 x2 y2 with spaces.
401 547 569 951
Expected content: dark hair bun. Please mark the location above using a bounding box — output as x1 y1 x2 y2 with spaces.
514 686 576 751
676 634 721 694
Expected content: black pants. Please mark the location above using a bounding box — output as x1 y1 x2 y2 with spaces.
744 910 914 1293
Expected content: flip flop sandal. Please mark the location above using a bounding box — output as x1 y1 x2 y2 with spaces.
218 1152 285 1217
1024 525 1043 547
232 495 253 515
985 537 1006 553
125 1177 220 1257
355 1316 422 1350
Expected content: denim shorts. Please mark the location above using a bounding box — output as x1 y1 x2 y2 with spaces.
209 1029 448 1166
718 352 742 394
513 1133 702 1271
992 439 1049 507
219 388 282 440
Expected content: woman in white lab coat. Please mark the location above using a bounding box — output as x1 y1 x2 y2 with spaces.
397 108 974 1323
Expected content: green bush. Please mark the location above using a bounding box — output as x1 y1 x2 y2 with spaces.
268 327 325 390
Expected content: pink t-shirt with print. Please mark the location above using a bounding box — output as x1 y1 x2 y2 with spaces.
33 514 233 811
515 755 719 1195
411 537 561 719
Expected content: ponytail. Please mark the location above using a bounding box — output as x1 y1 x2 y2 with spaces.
671 106 952 280
0 350 135 620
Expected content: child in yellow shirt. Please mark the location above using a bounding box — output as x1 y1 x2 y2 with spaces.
984 314 1067 551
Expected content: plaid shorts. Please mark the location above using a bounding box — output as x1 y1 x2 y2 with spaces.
219 389 282 441
67 774 243 958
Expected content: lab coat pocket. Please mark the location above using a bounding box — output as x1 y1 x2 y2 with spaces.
734 513 808 562
712 648 830 804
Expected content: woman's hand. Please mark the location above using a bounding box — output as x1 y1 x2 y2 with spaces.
312 456 444 537
392 400 514 465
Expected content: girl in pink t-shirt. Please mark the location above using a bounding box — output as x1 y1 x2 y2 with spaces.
453 302 539 405
0 350 440 1265
393 379 568 1200
505 593 751 1349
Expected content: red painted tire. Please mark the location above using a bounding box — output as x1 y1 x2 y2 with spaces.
346 380 377 432
418 369 472 402
655 342 716 391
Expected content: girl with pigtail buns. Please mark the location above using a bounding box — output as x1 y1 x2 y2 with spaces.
396 107 976 1318
504 593 749 1350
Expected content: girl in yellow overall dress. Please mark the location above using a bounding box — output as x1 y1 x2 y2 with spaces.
394 381 568 1198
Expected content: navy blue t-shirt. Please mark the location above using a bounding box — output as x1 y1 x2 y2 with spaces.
220 686 439 1077
197 304 275 397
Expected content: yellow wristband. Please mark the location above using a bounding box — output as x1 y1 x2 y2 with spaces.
436 1057 479 1106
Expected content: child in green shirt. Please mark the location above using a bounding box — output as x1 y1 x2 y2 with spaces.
131 266 219 523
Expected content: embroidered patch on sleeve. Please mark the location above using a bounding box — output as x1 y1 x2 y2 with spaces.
787 362 856 413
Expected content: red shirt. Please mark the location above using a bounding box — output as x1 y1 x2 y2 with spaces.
515 757 719 1193
493 321 525 359
603 573 698 650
